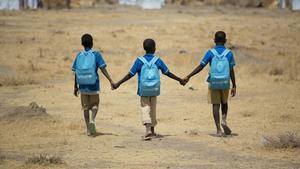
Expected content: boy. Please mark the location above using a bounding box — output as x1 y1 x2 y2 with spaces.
183 31 236 137
72 33 114 136
113 38 185 140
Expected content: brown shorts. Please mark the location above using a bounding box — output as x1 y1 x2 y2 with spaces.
80 94 99 111
208 88 229 104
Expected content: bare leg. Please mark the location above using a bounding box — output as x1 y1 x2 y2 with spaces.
145 123 151 135
91 107 98 123
221 103 231 135
151 127 156 136
143 123 152 140
88 107 98 135
213 104 222 136
83 110 91 136
221 103 228 125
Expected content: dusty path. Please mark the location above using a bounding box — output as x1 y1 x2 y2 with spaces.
0 4 300 169
1 78 300 169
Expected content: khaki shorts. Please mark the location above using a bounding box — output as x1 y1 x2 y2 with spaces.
80 94 99 111
208 88 229 104
140 96 157 127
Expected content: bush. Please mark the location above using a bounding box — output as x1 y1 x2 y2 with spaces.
26 154 64 166
0 75 37 86
262 132 300 149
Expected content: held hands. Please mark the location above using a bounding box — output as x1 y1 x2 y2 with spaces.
111 82 120 90
179 76 189 86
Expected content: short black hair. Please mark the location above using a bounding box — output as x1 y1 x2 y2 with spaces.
143 39 156 54
214 31 226 44
81 33 93 48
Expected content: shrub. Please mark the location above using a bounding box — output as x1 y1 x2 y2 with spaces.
262 132 300 149
26 154 64 166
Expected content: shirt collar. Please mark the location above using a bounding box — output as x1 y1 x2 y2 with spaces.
144 54 154 57
215 45 225 48
84 48 91 51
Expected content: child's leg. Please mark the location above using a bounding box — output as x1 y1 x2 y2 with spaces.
221 103 228 125
209 89 223 136
91 107 98 123
81 94 91 135
212 104 222 136
140 97 152 138
221 103 231 135
220 90 231 135
150 97 157 135
90 94 100 123
84 110 90 128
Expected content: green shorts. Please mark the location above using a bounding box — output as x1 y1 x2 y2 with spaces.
208 88 229 104
80 94 99 111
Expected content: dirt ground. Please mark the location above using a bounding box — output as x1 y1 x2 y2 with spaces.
0 4 300 169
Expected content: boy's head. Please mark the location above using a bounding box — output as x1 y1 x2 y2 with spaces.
214 31 227 45
143 39 156 54
81 33 93 49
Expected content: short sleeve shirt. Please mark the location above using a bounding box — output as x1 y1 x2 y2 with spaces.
129 54 169 96
200 45 236 82
72 49 106 93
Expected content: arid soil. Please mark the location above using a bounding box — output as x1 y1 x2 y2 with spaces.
0 4 300 169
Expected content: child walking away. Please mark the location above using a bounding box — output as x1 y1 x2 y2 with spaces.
183 31 236 137
72 34 114 136
113 39 185 140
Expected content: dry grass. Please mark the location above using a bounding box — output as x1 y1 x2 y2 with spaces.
0 75 38 87
26 154 64 166
262 132 300 149
241 111 255 118
269 67 284 76
0 155 5 164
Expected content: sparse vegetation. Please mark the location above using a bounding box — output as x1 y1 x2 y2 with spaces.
242 111 254 117
26 154 64 166
0 75 37 86
269 67 284 76
0 155 5 164
185 129 199 136
263 132 300 149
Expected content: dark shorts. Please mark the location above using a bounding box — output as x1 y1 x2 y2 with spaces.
80 94 99 111
208 88 229 104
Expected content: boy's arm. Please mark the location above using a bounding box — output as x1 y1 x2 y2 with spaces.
166 72 185 85
184 65 204 83
74 74 78 97
230 67 236 97
100 67 114 88
114 73 133 89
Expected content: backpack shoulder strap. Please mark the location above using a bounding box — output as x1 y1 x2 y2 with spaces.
149 56 159 65
138 56 150 67
221 49 230 57
210 48 219 57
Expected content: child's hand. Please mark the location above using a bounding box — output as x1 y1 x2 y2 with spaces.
74 87 79 97
182 77 189 86
231 87 236 97
112 82 120 90
110 81 115 90
179 78 186 86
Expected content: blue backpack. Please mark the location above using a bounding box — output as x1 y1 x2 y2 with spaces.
75 50 97 85
209 48 231 90
138 56 160 96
